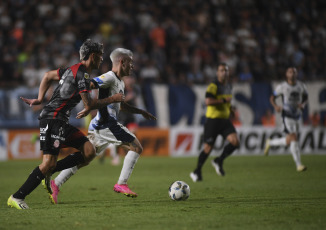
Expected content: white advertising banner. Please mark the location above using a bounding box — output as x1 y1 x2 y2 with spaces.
170 126 326 157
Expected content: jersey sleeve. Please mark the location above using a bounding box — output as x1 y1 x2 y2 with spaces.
92 73 114 89
76 68 91 94
205 83 217 98
273 84 283 97
57 68 68 80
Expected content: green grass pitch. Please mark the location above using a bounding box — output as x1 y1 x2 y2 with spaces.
1 155 326 230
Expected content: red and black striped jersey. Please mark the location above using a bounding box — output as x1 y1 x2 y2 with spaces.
39 63 91 123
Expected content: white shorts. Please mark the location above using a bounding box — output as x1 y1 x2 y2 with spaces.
88 123 136 156
282 116 300 134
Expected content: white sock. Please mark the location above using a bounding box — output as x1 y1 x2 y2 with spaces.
290 141 302 167
54 166 78 188
118 151 139 185
269 137 287 146
108 144 117 158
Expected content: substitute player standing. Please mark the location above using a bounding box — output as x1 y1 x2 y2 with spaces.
190 63 239 182
264 67 308 172
45 48 156 204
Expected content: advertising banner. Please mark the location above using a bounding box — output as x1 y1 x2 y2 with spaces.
8 129 41 159
170 126 326 157
135 128 169 156
0 129 8 161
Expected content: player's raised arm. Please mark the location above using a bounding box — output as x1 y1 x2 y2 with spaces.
20 70 59 107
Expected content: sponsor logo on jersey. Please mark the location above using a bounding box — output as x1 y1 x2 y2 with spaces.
51 134 65 141
40 124 48 134
59 127 64 136
78 80 86 89
53 139 60 148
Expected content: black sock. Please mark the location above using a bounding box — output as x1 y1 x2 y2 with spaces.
219 143 237 162
13 166 45 200
52 152 85 173
195 150 209 173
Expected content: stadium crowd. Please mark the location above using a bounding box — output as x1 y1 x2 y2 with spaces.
0 0 325 89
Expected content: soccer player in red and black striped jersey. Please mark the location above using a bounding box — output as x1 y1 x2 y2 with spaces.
8 39 125 209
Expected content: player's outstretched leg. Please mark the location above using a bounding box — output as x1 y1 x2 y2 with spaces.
190 150 209 182
113 151 139 197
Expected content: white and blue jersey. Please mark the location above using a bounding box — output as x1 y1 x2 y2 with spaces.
274 80 307 120
87 71 135 154
89 71 125 131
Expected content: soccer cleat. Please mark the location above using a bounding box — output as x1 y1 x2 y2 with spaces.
49 180 60 204
190 171 202 182
264 139 271 156
113 184 138 198
211 158 225 176
42 174 53 194
7 195 29 209
297 165 307 172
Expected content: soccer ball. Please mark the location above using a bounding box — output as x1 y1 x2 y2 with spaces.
168 181 190 201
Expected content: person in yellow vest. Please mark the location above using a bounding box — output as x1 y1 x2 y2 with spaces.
190 63 240 181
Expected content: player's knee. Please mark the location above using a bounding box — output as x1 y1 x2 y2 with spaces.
83 142 96 163
228 134 239 147
39 161 57 174
130 139 143 154
288 133 297 142
204 144 212 154
231 138 240 148
135 144 143 155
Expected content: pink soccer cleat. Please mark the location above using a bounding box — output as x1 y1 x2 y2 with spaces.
113 184 138 198
49 180 60 204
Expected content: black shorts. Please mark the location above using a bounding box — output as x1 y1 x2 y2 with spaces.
203 118 236 145
39 119 89 155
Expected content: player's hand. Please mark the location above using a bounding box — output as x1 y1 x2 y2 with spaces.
275 105 282 113
112 93 125 102
141 111 157 120
298 104 305 110
76 108 90 119
20 97 42 107
225 97 232 103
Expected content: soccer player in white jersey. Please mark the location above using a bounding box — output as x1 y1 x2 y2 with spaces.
45 48 156 203
264 67 308 172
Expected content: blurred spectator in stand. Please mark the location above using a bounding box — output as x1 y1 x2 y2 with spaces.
261 108 276 127
230 107 242 127
310 111 320 127
139 59 160 84
238 65 253 82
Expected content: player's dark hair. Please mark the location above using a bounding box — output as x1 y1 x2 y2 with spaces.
79 39 104 61
218 63 228 68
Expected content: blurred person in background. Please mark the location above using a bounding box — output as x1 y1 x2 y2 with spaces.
264 67 308 172
190 63 240 182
